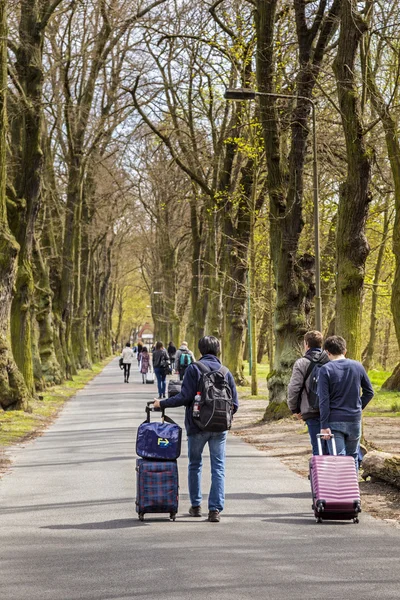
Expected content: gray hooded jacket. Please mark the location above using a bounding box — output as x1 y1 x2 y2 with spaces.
287 349 325 420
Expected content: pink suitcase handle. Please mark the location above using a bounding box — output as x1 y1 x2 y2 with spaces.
317 433 337 456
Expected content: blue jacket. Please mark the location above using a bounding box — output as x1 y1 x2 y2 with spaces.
159 354 239 435
317 358 374 429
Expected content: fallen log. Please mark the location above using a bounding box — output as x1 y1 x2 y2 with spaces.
362 451 400 489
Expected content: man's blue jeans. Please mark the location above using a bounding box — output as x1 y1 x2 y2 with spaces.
327 420 361 470
153 367 166 397
305 417 328 455
187 431 227 512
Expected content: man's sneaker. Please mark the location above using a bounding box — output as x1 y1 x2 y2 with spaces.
208 510 220 523
189 506 202 518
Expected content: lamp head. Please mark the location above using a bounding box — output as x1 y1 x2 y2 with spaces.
224 88 256 101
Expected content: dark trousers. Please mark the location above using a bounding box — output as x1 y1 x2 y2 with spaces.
123 363 131 381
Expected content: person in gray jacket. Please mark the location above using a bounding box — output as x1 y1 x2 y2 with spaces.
175 342 195 381
287 330 329 455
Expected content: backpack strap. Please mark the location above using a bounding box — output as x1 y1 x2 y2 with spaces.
194 362 228 377
194 361 211 374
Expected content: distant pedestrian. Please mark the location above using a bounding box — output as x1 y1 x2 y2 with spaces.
121 343 134 383
167 341 177 365
175 341 195 381
154 335 239 523
287 331 330 455
318 335 374 468
140 347 151 384
137 340 143 366
152 341 170 399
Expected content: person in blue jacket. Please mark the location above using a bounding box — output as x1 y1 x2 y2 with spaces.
154 335 238 523
318 335 374 468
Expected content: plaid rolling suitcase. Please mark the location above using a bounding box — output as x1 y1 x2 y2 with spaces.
136 458 179 521
310 434 361 524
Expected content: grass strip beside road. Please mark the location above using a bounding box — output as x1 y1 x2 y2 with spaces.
0 358 112 449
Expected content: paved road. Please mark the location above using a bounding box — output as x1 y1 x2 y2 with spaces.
1 359 399 600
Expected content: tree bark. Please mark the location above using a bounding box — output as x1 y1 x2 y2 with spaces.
0 0 29 409
333 0 372 359
9 0 48 393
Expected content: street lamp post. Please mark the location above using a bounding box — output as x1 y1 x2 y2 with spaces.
224 88 323 333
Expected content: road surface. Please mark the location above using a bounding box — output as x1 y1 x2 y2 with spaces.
1 359 399 599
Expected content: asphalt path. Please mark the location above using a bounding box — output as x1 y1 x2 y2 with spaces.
1 358 399 600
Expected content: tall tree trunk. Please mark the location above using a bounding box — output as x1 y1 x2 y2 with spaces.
333 0 371 359
33 236 62 385
366 43 400 388
9 0 48 393
221 159 253 384
0 0 29 409
381 321 391 372
256 0 341 407
362 202 390 371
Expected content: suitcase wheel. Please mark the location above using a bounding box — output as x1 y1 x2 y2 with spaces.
138 513 145 521
315 517 323 524
170 512 177 522
353 517 359 524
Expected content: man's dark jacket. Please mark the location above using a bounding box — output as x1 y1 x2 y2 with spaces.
159 354 239 435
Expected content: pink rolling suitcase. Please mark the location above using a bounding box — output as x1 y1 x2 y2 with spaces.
309 434 361 524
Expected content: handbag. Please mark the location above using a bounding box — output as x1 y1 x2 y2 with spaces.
146 371 155 384
119 357 124 369
160 353 172 376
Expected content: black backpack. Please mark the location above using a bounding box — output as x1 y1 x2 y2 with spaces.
297 351 330 412
194 362 233 432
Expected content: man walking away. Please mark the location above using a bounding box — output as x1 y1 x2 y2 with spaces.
318 335 374 468
167 341 177 365
154 336 238 523
121 343 134 383
287 331 329 455
175 341 195 381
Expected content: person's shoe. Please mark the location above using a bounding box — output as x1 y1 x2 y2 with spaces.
158 395 162 399
124 379 126 383
189 506 202 517
162 394 166 398
208 510 220 523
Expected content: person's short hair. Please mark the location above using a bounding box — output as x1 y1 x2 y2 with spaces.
155 341 164 350
324 335 346 355
304 330 323 349
126 342 130 347
198 335 220 356
142 346 148 352
181 341 188 346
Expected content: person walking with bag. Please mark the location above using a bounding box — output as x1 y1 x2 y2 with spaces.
318 335 374 468
152 341 170 399
287 330 330 455
154 336 238 522
121 343 134 383
175 341 195 381
167 341 177 365
140 346 151 384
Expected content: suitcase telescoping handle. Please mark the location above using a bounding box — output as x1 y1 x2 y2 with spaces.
146 401 164 418
145 401 177 426
317 433 337 456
